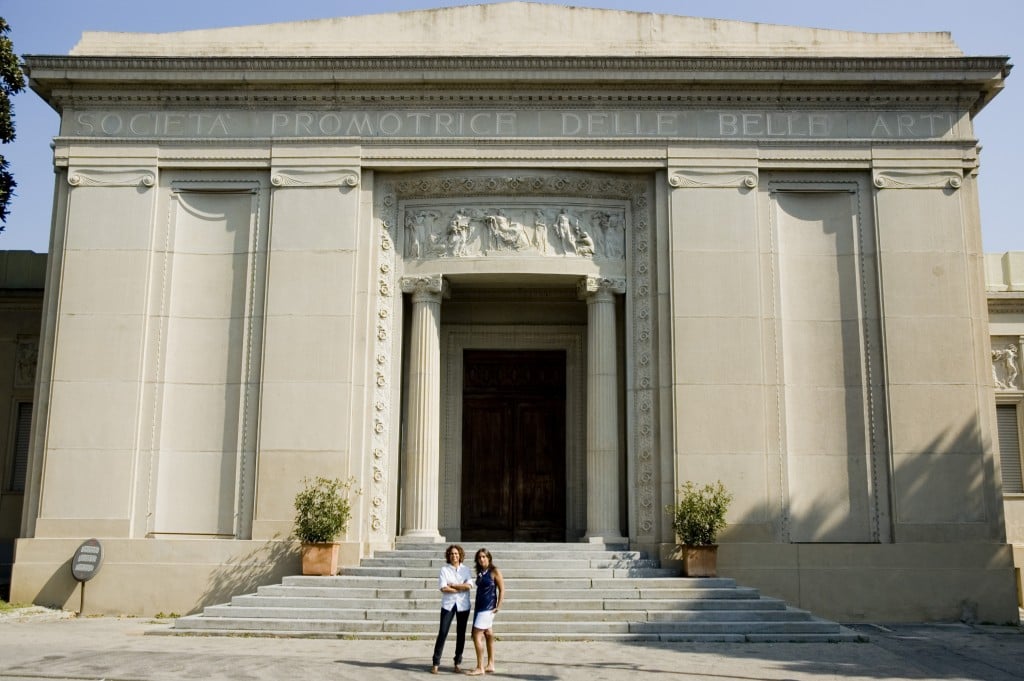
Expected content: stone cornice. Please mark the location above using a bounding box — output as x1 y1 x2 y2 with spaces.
26 55 1009 111
47 90 982 108
25 54 1011 74
988 294 1024 315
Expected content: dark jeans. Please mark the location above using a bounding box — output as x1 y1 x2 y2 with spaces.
431 605 470 667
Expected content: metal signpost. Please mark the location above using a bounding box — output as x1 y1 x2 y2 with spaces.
70 538 103 614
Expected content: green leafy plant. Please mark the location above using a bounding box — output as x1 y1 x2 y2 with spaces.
666 480 733 546
293 476 359 544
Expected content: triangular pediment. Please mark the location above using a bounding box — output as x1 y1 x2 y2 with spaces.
70 1 961 58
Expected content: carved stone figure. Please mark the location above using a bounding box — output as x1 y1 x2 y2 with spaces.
447 209 471 257
574 225 595 257
405 210 441 259
606 213 625 259
993 344 1020 390
532 208 550 253
405 211 422 258
554 208 577 255
15 337 38 388
483 210 530 252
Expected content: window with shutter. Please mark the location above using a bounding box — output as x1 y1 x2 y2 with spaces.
997 403 1024 494
8 401 31 493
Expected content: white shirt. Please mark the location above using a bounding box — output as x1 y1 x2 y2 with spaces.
438 563 473 611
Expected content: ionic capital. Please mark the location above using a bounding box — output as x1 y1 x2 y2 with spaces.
400 274 449 302
577 276 626 301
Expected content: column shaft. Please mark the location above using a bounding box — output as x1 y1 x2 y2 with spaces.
580 277 626 543
400 276 446 540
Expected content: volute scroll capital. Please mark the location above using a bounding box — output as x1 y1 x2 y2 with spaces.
577 276 627 300
399 274 449 302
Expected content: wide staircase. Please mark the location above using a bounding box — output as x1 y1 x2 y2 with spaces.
172 542 861 642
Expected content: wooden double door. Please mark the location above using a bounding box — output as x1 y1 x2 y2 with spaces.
461 349 567 542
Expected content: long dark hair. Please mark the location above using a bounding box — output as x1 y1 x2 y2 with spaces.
473 548 495 574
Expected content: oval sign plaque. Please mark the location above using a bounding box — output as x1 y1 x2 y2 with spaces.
71 538 103 582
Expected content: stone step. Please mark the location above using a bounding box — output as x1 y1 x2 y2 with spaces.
252 587 767 607
258 583 761 601
357 557 659 569
280 575 740 589
233 594 788 612
174 614 856 643
338 566 678 579
372 549 645 560
170 542 860 643
206 604 813 623
391 542 630 552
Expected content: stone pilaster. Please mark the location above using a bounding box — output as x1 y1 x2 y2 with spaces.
399 274 448 541
579 276 627 543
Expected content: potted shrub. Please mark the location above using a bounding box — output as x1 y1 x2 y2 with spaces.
293 476 359 576
666 480 733 577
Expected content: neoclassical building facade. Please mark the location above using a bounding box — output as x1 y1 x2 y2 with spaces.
7 3 1018 621
987 252 1024 607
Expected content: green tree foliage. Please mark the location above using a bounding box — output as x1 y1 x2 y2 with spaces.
0 17 26 228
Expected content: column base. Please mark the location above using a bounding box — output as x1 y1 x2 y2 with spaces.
583 533 628 546
397 532 445 545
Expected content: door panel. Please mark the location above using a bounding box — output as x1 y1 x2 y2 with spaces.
514 398 566 541
461 350 566 541
461 397 512 538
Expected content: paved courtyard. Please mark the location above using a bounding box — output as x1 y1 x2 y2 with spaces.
0 610 1022 681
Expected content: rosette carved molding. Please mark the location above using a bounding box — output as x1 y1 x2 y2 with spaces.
67 168 156 188
270 169 360 188
669 169 758 189
872 169 962 190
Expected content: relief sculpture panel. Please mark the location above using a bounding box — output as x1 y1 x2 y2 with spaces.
401 203 626 261
992 337 1022 391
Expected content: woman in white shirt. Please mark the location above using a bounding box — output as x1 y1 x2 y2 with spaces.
430 544 473 674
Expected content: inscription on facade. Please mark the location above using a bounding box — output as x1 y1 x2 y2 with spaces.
68 109 958 140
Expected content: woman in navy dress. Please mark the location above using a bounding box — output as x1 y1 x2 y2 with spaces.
467 548 504 676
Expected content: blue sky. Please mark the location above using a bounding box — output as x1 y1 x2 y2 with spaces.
2 0 1020 253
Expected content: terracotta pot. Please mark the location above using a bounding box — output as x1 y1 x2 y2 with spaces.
680 545 718 577
301 542 340 576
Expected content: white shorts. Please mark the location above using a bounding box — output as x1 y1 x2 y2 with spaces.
473 609 495 630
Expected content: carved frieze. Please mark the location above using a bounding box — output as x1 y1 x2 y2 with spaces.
400 204 626 261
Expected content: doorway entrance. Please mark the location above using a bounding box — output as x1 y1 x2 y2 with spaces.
460 349 567 541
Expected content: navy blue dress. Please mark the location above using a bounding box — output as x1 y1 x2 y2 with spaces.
475 569 497 612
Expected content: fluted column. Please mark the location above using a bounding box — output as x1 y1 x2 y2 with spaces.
579 276 627 543
399 275 448 541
